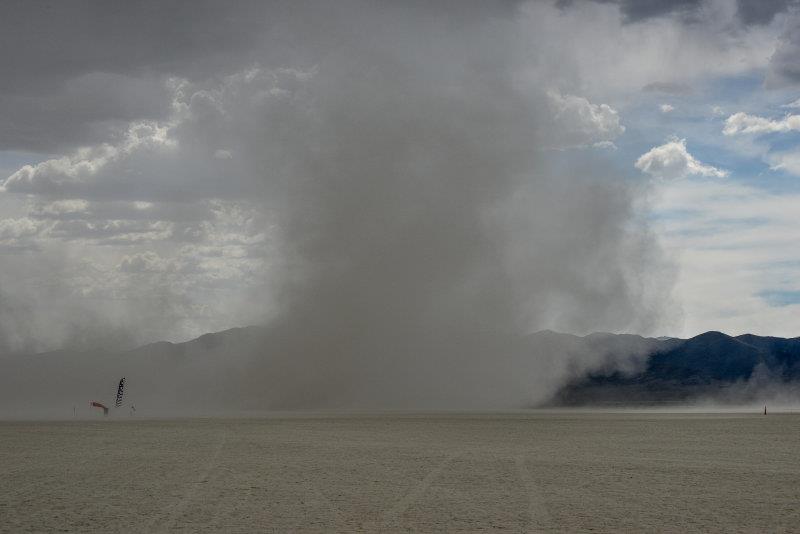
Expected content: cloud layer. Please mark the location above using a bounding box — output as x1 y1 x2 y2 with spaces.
653 179 800 337
723 112 800 135
635 139 728 179
2 0 799 392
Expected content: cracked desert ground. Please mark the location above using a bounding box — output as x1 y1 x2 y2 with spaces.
2 413 799 532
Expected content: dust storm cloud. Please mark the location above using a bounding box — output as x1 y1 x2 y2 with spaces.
0 1 677 411
232 2 674 408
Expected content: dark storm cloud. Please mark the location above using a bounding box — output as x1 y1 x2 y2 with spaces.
0 0 270 152
0 0 271 88
557 0 702 23
615 0 703 22
0 0 524 151
642 81 692 95
736 0 797 26
765 14 800 87
642 82 692 95
562 0 796 27
0 73 171 153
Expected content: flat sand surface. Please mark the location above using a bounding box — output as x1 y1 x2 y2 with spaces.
1 412 799 532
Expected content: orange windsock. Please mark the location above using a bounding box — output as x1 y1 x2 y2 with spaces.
90 401 109 416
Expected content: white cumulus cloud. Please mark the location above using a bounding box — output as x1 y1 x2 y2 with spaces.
635 138 728 180
723 112 800 135
1 121 176 198
547 91 625 148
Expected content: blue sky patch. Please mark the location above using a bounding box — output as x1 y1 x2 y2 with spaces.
759 290 800 307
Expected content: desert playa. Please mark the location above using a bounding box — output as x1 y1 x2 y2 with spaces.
2 412 798 532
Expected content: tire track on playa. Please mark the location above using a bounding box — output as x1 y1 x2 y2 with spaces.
299 477 348 532
515 455 554 533
365 451 461 529
142 429 228 533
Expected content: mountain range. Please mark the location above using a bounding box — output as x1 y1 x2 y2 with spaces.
550 330 800 405
1 327 798 415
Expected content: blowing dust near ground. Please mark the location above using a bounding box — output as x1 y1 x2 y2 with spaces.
1 412 798 532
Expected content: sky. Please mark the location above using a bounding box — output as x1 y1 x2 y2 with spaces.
0 0 799 354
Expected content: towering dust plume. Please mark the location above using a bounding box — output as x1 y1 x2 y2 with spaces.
0 2 677 413
238 2 674 409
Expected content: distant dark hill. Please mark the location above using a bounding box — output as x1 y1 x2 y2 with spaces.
647 331 760 382
552 331 800 405
735 334 800 379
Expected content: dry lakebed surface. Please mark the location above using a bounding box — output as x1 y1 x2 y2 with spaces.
1 412 798 532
